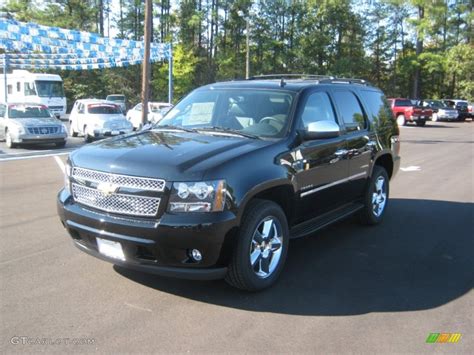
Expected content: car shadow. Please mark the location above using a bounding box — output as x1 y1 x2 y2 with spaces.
114 198 474 316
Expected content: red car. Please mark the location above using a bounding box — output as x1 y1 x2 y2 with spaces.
387 98 432 127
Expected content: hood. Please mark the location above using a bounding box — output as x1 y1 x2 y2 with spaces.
70 129 273 181
14 117 62 126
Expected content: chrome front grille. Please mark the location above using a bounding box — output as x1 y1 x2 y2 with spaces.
72 183 160 217
72 167 165 192
71 167 165 217
27 126 59 135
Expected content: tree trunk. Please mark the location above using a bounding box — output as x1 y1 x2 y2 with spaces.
412 5 424 99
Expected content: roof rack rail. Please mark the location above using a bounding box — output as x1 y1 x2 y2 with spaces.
318 77 371 86
248 74 335 81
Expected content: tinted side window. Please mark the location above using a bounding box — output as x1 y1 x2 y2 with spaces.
361 90 393 124
0 104 5 117
299 92 337 128
332 91 367 132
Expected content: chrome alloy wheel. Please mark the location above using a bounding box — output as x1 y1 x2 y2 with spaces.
372 176 387 217
249 216 283 279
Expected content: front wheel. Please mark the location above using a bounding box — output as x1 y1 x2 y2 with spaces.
396 115 406 126
69 123 78 137
5 130 16 148
358 165 390 225
225 199 289 291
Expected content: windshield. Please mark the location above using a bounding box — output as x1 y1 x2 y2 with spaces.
88 104 122 114
427 100 447 108
107 95 125 102
35 80 65 98
394 99 413 107
157 89 295 138
150 103 171 112
8 105 52 118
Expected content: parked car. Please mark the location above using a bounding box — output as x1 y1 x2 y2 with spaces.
0 102 67 148
422 99 459 121
69 99 133 142
387 98 432 126
126 102 173 130
105 94 127 112
442 99 471 121
58 75 401 291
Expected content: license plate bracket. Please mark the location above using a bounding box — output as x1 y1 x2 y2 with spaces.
96 238 125 261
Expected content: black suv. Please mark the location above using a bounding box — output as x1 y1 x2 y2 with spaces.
57 75 400 291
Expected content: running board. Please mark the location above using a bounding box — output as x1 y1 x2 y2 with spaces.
290 202 364 239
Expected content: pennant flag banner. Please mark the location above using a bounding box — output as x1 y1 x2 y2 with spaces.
0 18 171 70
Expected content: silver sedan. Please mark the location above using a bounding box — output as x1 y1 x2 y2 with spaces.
0 103 67 148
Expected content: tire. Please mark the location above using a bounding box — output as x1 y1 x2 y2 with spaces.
358 165 390 226
225 199 289 291
5 130 16 148
83 126 93 143
396 115 406 126
432 113 438 122
55 141 66 148
416 120 426 127
69 122 78 137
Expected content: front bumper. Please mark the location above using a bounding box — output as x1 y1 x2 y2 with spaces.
57 189 237 280
12 132 67 144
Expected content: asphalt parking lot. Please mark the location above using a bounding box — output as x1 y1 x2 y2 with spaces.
1 121 473 353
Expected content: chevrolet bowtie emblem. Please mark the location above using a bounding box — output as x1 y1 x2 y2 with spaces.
97 182 119 195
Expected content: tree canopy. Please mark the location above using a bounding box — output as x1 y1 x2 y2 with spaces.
2 0 472 108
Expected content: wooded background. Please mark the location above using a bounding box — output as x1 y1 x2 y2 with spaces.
2 0 472 108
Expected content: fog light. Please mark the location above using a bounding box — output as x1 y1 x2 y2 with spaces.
190 249 202 262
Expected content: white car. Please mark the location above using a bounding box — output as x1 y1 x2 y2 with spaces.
126 102 173 130
69 99 133 142
105 94 127 112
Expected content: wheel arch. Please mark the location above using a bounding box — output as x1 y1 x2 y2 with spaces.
237 181 296 227
372 152 394 180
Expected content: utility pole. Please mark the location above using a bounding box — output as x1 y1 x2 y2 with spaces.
141 0 152 127
245 18 249 79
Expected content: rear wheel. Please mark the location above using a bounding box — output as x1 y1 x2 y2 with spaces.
225 199 289 291
396 115 406 126
358 165 390 225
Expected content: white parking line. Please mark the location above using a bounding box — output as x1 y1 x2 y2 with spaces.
54 155 66 174
400 166 421 172
0 151 71 162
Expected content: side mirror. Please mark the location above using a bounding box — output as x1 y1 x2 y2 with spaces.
302 120 341 140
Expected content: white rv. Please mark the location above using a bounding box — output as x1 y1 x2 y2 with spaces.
0 70 67 118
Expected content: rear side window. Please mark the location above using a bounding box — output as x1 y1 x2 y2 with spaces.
332 91 367 132
299 91 337 128
361 90 394 124
394 99 413 107
88 104 121 114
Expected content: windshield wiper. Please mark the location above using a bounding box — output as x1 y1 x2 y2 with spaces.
154 124 197 133
198 127 259 139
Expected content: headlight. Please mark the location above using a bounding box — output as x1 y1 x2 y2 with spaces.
10 124 25 134
60 124 67 133
168 180 226 212
64 163 71 194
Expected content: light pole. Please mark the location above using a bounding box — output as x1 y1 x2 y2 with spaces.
238 11 250 79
